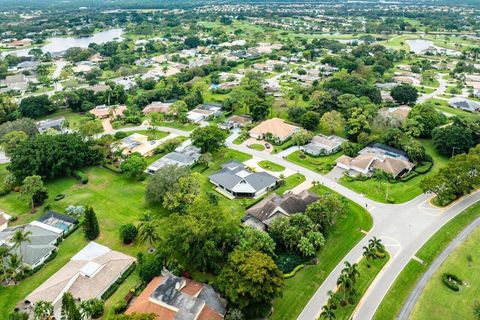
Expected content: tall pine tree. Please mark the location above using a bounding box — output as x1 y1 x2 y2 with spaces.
60 292 81 320
83 206 100 240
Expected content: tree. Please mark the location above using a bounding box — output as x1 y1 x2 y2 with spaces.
0 118 38 138
288 106 307 123
320 305 336 320
336 272 353 301
83 206 100 240
305 194 346 232
432 125 474 157
403 139 427 163
138 221 160 246
19 95 55 118
291 129 313 147
346 107 371 141
7 311 29 320
34 301 54 320
78 119 103 138
309 90 334 114
79 299 104 319
9 133 101 181
391 84 418 105
0 130 28 156
162 172 202 211
218 249 284 311
160 198 237 272
6 253 26 284
362 245 377 268
61 292 81 320
184 36 200 48
191 125 227 153
403 103 446 138
342 261 360 284
237 227 276 257
11 229 32 256
320 111 345 134
300 111 320 130
145 164 190 204
121 153 147 180
368 237 385 253
120 224 138 244
20 175 46 211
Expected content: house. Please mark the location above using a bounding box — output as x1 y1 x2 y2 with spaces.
379 106 412 123
90 83 110 93
336 143 415 178
0 222 63 268
73 61 96 73
187 103 222 123
0 212 11 232
36 211 78 234
25 242 135 318
242 190 318 230
143 101 174 115
7 39 32 48
375 82 398 90
114 77 135 90
126 270 226 320
249 118 300 144
146 144 201 174
89 104 127 119
16 60 40 72
36 117 66 133
0 74 29 92
301 134 346 156
219 115 252 130
448 97 480 113
115 133 163 157
209 161 278 198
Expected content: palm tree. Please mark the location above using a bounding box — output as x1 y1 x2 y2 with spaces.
138 221 159 246
320 305 336 320
0 246 10 283
336 272 353 301
11 229 32 261
6 253 26 284
79 300 93 320
368 237 385 253
373 169 390 200
34 301 54 320
342 261 360 284
363 245 377 268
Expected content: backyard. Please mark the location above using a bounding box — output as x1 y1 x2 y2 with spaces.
270 184 373 319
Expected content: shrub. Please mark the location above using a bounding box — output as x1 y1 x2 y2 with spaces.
275 253 304 273
114 131 128 140
54 194 65 201
113 300 128 314
120 224 138 244
283 264 304 278
442 273 463 291
73 171 88 184
414 161 434 174
400 171 419 182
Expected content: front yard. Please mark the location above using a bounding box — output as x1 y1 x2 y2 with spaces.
286 150 341 174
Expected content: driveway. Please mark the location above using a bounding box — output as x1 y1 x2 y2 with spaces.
417 73 448 103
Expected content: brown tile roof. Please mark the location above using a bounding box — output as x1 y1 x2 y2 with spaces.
249 118 299 140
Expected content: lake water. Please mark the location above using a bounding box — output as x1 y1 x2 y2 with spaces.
2 28 124 57
406 39 461 57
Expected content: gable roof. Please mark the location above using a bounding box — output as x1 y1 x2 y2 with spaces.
249 118 299 140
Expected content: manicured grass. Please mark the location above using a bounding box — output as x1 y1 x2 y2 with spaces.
270 185 373 320
248 143 265 151
414 86 435 94
158 121 198 131
258 160 285 172
373 201 480 320
286 150 341 174
0 231 88 315
411 227 480 320
331 254 390 320
339 140 448 204
38 109 88 130
128 130 169 140
233 135 246 145
276 173 306 195
425 98 480 121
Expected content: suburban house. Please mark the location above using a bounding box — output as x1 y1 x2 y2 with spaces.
114 133 163 157
249 118 300 144
0 74 30 92
336 143 415 178
89 104 127 119
242 190 319 230
36 117 66 134
219 115 252 130
378 106 412 123
126 270 226 320
448 97 480 113
143 101 174 115
146 144 201 174
209 161 278 198
25 242 135 318
187 103 222 123
301 134 346 156
0 211 11 231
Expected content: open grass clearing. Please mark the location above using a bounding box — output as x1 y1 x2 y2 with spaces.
248 143 265 151
286 150 341 174
270 185 372 319
258 160 285 172
275 173 306 195
373 201 480 320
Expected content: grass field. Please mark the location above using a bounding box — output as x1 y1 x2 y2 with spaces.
248 143 265 151
339 140 448 204
275 173 306 195
38 109 88 130
286 150 341 174
411 226 480 320
126 129 169 140
373 201 480 320
425 98 480 121
258 160 285 172
271 184 373 320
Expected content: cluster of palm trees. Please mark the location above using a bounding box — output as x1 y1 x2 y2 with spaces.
32 293 104 320
362 236 385 268
0 229 32 285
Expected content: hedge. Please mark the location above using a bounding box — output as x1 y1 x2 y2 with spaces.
283 264 305 279
414 161 434 174
400 171 419 182
101 262 136 300
442 273 463 291
103 163 121 174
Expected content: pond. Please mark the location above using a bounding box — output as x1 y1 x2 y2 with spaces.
2 28 124 57
406 39 461 57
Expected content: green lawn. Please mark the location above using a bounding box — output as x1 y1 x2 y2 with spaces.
276 173 306 195
157 121 197 131
248 143 265 151
286 150 341 174
125 130 169 141
339 140 448 204
331 254 390 320
425 98 480 121
38 109 88 130
258 160 285 172
411 226 480 320
271 185 373 319
373 201 480 320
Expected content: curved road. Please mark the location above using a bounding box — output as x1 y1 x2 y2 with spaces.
398 216 480 320
224 133 480 320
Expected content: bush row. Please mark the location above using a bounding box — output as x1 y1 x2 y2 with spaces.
283 264 305 279
101 262 137 301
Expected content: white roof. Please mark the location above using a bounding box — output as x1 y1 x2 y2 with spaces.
72 241 110 261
